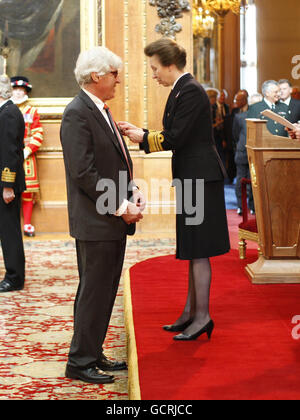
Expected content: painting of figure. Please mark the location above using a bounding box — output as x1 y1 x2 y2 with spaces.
0 0 80 97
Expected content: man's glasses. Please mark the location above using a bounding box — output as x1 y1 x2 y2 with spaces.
109 70 119 78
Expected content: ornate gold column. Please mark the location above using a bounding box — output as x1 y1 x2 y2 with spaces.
80 0 100 50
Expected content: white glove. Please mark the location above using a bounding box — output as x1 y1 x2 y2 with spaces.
24 148 31 159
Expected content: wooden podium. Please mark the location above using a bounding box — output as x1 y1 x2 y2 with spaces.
245 119 300 283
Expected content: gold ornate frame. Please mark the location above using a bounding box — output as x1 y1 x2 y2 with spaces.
29 0 105 118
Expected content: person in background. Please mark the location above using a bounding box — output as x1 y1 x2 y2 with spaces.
11 76 43 237
232 90 249 116
0 75 26 293
291 86 300 100
225 89 249 184
247 80 289 137
233 93 262 216
213 89 230 170
119 38 230 342
278 78 300 123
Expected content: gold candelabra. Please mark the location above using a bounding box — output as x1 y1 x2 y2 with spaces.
193 1 215 38
202 0 248 16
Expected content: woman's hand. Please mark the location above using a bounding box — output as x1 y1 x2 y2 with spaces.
118 121 144 143
124 128 144 143
118 121 138 134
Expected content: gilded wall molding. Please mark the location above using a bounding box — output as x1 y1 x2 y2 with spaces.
80 0 99 51
143 0 148 129
149 0 191 38
28 1 103 118
124 0 130 122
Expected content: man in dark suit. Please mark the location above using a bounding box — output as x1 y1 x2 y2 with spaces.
232 111 254 215
279 79 300 123
60 47 145 384
233 93 262 215
247 80 289 137
0 75 26 293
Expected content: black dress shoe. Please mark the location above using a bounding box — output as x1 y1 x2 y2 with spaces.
97 354 127 371
65 365 114 384
24 231 35 237
163 319 193 332
173 319 215 341
0 279 24 293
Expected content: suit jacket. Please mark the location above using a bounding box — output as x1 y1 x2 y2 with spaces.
232 111 248 165
141 73 225 182
247 99 289 137
0 100 26 193
285 97 300 123
60 90 135 241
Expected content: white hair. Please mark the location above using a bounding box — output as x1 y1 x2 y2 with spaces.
261 80 279 97
0 75 12 99
74 46 123 86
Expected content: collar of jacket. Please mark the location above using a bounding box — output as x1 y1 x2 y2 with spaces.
77 89 131 166
171 73 193 97
0 99 13 113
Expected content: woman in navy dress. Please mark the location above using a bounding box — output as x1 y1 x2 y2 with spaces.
119 39 230 341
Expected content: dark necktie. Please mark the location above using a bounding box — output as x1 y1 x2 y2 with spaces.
104 104 132 180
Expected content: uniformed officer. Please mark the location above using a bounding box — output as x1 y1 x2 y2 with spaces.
247 80 289 137
279 78 300 124
11 76 43 237
0 76 26 292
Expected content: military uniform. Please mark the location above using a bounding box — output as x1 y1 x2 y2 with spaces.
140 73 230 260
0 100 26 291
11 77 43 236
247 100 289 137
19 102 43 192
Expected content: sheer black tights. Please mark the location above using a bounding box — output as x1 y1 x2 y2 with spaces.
173 258 212 334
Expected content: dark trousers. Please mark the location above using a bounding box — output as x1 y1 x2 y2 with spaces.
67 237 127 369
0 193 25 287
235 163 254 211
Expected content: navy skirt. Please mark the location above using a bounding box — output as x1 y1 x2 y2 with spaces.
176 180 230 260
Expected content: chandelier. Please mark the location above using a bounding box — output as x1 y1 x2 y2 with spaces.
193 1 215 38
201 0 248 17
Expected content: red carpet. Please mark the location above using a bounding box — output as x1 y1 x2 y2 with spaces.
129 249 300 400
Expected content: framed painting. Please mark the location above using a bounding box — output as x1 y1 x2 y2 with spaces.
0 0 103 104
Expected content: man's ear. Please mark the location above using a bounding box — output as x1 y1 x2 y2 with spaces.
91 72 100 83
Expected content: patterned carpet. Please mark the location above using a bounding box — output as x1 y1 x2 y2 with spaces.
0 237 175 400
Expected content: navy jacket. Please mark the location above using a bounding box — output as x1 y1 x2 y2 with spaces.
141 73 225 183
0 100 26 193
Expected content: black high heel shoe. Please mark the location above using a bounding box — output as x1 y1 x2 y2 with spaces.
163 319 193 332
173 319 214 341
